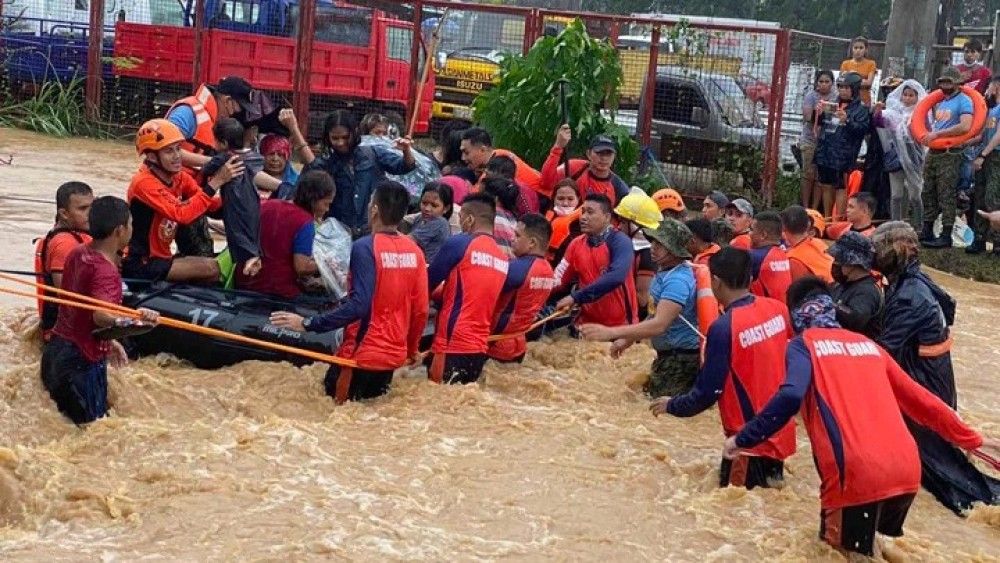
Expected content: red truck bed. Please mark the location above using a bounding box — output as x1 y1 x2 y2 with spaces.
113 21 431 132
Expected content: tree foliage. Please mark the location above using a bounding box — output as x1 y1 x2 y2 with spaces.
472 20 639 180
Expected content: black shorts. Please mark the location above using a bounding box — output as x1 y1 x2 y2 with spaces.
427 352 488 384
122 255 173 282
820 493 915 556
719 455 785 490
324 365 394 403
490 353 525 365
40 336 109 425
816 166 847 189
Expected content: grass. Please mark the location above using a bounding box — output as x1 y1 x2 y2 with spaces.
920 246 1000 284
0 76 87 137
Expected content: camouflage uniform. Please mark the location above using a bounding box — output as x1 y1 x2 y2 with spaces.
642 219 701 399
647 350 700 398
922 150 963 229
972 153 1000 242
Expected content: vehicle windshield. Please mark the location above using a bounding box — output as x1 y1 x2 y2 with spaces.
706 75 760 128
436 12 525 61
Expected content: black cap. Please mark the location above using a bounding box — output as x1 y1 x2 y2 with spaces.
589 135 617 152
215 76 254 112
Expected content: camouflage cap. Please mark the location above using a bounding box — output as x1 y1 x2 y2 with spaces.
827 231 875 270
643 218 693 259
937 66 963 83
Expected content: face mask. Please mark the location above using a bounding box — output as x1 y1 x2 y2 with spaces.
553 206 576 217
831 264 848 284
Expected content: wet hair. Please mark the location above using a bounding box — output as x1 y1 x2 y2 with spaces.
482 175 519 212
965 39 984 54
815 70 835 85
56 181 93 210
486 155 517 180
872 220 919 275
786 276 831 311
685 218 714 244
850 192 876 216
583 193 613 215
753 210 783 240
321 110 360 152
88 196 130 240
213 117 245 150
371 180 410 226
461 193 496 226
519 212 553 248
461 127 493 148
708 246 752 289
420 181 455 219
851 36 868 49
780 205 811 235
293 170 336 213
359 113 392 136
450 165 478 185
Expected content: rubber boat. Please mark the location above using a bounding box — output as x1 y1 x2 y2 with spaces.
122 282 341 370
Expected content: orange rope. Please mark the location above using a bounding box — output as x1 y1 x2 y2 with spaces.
0 282 358 368
486 307 573 342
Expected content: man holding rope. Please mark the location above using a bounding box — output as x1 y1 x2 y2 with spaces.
41 196 159 425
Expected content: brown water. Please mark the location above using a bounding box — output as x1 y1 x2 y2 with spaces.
1 128 998 560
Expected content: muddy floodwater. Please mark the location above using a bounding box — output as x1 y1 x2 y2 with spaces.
1 128 998 560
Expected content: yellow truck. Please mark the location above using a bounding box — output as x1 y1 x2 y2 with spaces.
431 15 743 122
432 13 573 121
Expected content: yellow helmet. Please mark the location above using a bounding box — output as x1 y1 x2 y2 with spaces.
614 187 661 229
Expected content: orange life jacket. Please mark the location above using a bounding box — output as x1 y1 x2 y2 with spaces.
168 84 219 158
33 228 88 337
545 208 582 263
826 222 875 240
786 236 834 283
691 262 719 365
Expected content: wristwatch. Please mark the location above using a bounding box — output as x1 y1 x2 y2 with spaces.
301 316 313 331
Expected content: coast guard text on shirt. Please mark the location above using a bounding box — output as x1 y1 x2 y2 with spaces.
471 251 509 274
813 339 881 358
381 251 419 269
738 314 787 348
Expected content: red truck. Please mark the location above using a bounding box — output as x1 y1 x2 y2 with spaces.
112 1 432 135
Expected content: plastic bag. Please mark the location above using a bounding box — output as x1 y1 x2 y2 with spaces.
312 218 352 299
359 134 441 199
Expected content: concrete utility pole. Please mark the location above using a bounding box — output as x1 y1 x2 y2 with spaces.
883 0 941 85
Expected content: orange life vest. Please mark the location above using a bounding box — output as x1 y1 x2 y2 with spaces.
826 222 875 240
168 84 220 158
691 262 719 365
786 236 834 282
545 208 582 263
33 228 89 337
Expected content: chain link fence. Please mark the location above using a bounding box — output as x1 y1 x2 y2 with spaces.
2 0 794 200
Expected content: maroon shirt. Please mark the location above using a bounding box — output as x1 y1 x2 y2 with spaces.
236 199 314 298
52 245 123 362
958 63 992 95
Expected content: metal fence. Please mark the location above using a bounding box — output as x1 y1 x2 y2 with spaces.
1 0 794 200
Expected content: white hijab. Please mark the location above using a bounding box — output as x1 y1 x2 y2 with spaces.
879 79 928 183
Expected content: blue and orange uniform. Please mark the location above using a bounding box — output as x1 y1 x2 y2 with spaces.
488 255 556 363
554 227 637 327
667 294 795 489
302 232 429 403
749 244 793 304
427 232 509 384
736 327 983 556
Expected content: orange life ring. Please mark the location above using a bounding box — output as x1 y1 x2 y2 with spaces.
909 85 987 150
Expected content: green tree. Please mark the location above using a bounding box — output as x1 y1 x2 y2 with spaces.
472 19 639 180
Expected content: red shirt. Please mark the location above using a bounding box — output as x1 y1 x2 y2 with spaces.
34 228 92 337
488 255 556 361
428 233 509 354
541 147 629 204
800 328 982 508
340 234 429 369
958 63 992 94
52 245 123 363
730 233 751 250
555 230 638 327
750 245 792 304
126 165 221 261
724 296 796 460
236 199 314 298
